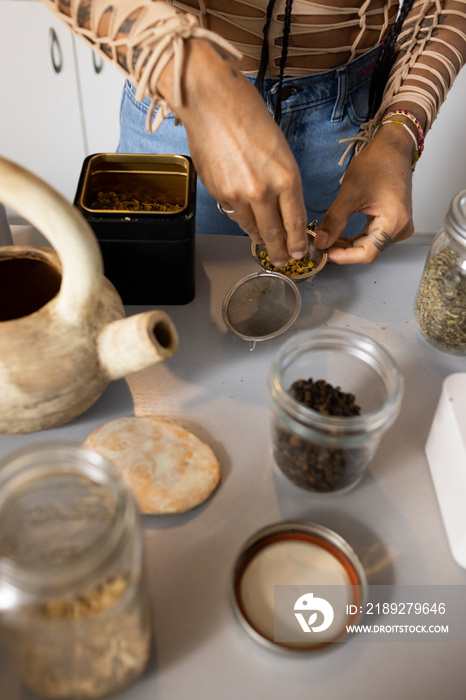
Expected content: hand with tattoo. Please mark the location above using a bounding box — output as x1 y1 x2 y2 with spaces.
314 114 417 264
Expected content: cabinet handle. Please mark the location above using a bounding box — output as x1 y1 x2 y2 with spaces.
49 28 63 74
93 53 104 74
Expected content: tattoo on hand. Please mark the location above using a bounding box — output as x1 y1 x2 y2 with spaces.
369 229 392 253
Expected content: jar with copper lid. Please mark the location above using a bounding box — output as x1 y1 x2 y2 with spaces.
0 442 152 699
414 189 466 354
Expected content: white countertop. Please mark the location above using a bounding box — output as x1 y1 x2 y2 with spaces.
1 231 465 700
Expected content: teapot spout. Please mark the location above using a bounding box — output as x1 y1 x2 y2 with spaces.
98 310 178 381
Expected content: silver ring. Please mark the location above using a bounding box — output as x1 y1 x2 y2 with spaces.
217 201 235 215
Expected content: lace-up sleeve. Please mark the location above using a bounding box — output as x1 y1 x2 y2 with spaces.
349 0 466 159
42 0 242 132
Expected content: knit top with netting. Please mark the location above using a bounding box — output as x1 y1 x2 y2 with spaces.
43 0 466 159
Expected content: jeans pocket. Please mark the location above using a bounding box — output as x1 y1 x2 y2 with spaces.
347 79 372 125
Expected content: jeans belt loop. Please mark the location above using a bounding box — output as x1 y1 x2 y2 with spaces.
331 66 347 122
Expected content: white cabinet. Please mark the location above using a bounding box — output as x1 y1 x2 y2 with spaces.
0 0 85 204
0 0 124 213
74 39 124 156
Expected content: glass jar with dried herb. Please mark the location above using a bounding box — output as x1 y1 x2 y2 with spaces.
0 442 152 699
414 190 466 354
268 329 404 496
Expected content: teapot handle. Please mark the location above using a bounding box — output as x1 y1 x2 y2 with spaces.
0 156 102 324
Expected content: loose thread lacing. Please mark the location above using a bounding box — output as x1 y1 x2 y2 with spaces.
338 0 466 170
43 0 465 159
44 0 242 132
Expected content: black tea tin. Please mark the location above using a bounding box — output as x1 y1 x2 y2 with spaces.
74 153 197 305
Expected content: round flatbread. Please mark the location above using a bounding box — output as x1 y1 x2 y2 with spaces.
84 416 220 514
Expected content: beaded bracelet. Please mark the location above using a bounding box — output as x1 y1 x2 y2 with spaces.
372 120 420 171
381 110 425 156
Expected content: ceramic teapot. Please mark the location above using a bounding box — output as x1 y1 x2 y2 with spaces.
0 156 178 434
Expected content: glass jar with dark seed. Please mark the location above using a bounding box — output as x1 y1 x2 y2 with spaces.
267 329 404 496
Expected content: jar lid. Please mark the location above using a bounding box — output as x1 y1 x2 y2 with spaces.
446 189 466 245
222 272 301 351
231 521 367 653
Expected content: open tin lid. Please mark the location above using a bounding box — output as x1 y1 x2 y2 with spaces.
222 272 301 351
231 521 367 653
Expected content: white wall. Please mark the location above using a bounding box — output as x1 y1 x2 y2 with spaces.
2 0 465 235
412 66 466 234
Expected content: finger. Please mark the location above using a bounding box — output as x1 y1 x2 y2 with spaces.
331 236 354 250
224 198 288 263
223 202 267 245
277 189 308 260
393 220 415 243
361 215 374 236
245 200 290 266
328 228 393 265
217 201 235 216
315 203 354 251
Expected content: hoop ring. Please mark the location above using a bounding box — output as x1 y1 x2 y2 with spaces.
217 201 235 215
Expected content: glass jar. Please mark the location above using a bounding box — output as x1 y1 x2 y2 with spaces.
0 442 152 699
414 189 466 354
267 328 404 496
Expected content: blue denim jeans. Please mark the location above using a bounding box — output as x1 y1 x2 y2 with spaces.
118 45 381 237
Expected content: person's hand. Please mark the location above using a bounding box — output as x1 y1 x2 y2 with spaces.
157 39 308 266
314 121 416 264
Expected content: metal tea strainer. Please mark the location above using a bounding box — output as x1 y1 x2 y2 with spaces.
251 222 328 281
222 271 301 351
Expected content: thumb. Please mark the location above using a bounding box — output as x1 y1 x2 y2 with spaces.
314 197 354 250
